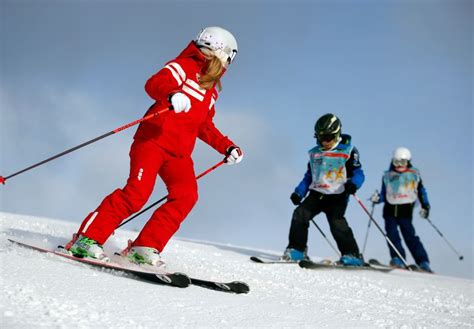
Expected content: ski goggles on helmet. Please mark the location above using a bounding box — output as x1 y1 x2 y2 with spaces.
316 133 338 143
214 48 237 68
392 158 408 167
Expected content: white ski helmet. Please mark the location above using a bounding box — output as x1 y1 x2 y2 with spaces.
195 26 238 67
393 147 412 161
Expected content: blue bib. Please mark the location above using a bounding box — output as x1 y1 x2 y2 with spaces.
308 143 353 194
383 167 420 204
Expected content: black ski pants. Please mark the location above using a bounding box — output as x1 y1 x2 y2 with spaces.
287 190 360 257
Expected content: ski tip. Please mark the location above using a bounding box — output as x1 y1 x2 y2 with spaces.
250 256 269 263
230 281 250 294
249 256 263 263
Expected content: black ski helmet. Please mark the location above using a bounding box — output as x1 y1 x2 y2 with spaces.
314 113 342 143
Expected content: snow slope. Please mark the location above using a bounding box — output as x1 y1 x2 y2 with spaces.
1 212 472 328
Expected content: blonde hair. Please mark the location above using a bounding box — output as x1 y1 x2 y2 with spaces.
199 53 224 91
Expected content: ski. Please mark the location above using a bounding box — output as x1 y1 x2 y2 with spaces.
368 258 421 272
250 256 298 264
8 239 191 288
299 259 393 272
9 239 250 294
113 253 249 294
111 252 250 294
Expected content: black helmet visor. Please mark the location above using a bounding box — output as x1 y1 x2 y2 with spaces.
316 133 337 143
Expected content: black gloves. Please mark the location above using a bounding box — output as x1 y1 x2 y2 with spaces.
290 193 302 206
344 182 357 195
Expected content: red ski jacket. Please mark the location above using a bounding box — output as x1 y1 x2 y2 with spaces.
134 41 235 157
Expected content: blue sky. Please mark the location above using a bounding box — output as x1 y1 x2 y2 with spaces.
1 0 472 278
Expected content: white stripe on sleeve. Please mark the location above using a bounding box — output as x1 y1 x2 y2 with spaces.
168 62 186 82
164 64 183 85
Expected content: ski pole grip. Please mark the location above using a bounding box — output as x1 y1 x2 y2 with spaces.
0 176 5 185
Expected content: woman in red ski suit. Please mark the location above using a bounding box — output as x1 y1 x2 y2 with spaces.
70 27 242 264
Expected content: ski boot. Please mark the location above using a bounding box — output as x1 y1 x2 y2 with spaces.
418 261 433 273
280 248 309 261
389 257 406 269
339 254 364 266
69 235 108 261
127 246 164 267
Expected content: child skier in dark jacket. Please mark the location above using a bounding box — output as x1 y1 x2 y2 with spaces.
282 113 365 266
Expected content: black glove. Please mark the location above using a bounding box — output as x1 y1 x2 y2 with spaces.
419 205 430 219
290 193 302 205
344 182 357 195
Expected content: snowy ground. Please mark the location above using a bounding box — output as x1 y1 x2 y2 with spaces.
1 212 473 328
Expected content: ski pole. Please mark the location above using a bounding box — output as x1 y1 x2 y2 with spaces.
116 160 226 229
361 201 376 257
425 218 464 260
352 194 412 271
310 219 341 258
0 105 171 185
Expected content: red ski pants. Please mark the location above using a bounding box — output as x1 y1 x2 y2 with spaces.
77 139 198 251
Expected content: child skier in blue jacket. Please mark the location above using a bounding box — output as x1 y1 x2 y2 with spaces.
282 113 365 266
371 147 432 272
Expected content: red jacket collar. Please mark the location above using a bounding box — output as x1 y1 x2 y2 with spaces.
176 41 228 82
176 41 207 66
